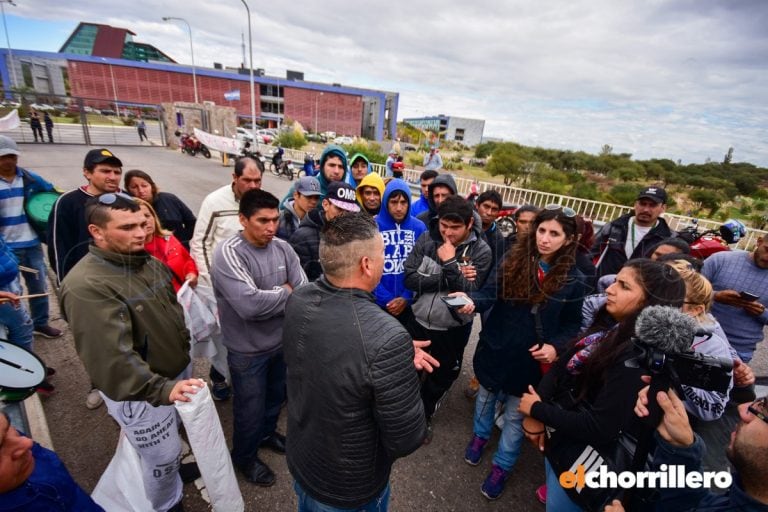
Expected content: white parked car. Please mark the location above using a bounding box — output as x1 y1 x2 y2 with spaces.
333 136 354 145
236 127 265 144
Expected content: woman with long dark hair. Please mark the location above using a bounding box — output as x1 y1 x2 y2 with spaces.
519 258 686 511
465 206 587 500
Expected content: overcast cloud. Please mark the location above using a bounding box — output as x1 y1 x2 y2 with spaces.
12 0 768 165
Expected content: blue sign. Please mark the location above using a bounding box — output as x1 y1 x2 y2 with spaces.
224 90 241 101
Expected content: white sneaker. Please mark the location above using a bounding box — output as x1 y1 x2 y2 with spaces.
86 389 104 410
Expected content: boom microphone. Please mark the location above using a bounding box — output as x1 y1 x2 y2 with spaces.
633 305 698 354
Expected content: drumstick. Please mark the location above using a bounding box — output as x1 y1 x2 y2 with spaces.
0 292 51 302
0 356 34 373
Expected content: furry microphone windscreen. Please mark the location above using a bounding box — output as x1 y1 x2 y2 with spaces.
634 305 698 354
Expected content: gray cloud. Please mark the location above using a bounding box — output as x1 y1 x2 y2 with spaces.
12 0 768 164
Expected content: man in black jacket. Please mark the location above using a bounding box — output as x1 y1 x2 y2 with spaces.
590 186 675 279
284 212 429 511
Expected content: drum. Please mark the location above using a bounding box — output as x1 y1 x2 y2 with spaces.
25 191 61 237
0 341 45 402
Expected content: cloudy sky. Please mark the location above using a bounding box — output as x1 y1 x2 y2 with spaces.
6 0 768 165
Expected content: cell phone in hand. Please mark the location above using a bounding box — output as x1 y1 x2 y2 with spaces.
441 295 472 308
739 291 760 302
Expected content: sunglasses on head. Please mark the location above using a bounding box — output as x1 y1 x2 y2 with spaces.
748 396 768 425
97 192 136 205
544 203 577 218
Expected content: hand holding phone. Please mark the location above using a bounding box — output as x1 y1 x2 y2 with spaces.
740 291 760 302
441 295 472 308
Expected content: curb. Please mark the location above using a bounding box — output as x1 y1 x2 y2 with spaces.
23 392 53 449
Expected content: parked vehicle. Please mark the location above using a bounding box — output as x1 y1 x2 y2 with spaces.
678 218 746 260
177 132 212 158
270 159 295 180
333 136 354 145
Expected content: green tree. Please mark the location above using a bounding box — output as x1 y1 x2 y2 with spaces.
689 189 723 214
608 183 640 206
486 143 529 185
570 182 600 200
474 141 498 158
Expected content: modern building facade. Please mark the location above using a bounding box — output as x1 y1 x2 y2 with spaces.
403 115 485 147
59 22 175 63
0 23 398 140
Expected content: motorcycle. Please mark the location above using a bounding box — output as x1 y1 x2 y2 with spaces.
177 132 211 158
228 142 267 169
677 218 746 260
300 153 317 177
269 158 295 180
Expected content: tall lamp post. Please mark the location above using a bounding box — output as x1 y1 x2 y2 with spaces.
314 92 323 134
240 0 256 140
101 58 120 120
162 17 198 104
0 0 18 91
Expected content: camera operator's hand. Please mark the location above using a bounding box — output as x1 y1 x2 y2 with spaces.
733 359 756 388
635 379 694 448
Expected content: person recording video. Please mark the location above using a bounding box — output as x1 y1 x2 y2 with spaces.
606 383 768 511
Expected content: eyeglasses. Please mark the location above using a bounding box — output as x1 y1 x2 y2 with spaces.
97 192 136 205
544 203 577 218
748 396 768 424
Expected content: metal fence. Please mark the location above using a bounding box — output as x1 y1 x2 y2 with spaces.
0 92 165 147
256 144 767 250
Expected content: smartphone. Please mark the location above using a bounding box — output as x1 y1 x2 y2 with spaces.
739 291 760 302
441 295 472 308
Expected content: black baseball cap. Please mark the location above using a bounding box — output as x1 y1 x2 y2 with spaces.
326 181 360 212
84 148 123 168
637 186 667 204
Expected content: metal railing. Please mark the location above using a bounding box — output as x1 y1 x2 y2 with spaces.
257 145 766 250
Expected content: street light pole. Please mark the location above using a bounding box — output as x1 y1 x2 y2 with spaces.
314 92 323 134
0 1 18 91
162 17 198 104
240 0 256 141
101 58 120 120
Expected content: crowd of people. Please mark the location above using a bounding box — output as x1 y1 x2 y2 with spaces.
1 137 768 512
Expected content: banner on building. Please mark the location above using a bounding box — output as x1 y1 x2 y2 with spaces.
224 90 241 101
193 128 240 154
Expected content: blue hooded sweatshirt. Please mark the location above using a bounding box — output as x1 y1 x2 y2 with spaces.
280 144 349 210
373 180 427 308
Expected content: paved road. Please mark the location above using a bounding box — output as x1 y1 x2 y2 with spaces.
1 120 164 146
17 143 768 511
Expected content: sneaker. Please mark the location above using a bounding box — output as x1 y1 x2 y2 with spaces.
34 325 63 339
86 388 104 409
36 379 55 397
465 376 480 399
464 434 488 466
481 464 511 500
211 381 231 401
536 484 547 504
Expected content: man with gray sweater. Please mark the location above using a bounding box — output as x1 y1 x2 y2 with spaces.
211 189 306 487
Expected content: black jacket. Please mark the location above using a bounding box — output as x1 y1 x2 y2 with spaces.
152 192 196 249
283 277 425 508
472 265 586 396
288 208 324 281
590 213 675 279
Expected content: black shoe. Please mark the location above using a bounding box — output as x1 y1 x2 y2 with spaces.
259 432 286 454
236 457 275 487
36 379 55 397
179 461 201 484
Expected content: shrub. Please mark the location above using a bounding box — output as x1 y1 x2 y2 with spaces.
276 130 306 149
608 183 640 206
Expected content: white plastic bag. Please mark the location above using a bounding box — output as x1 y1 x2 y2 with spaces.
177 281 219 341
91 433 153 512
175 382 244 512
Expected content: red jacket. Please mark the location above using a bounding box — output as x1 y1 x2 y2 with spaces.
145 235 198 292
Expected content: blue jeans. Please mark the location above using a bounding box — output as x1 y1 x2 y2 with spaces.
545 459 583 512
472 385 524 471
227 348 286 468
294 481 390 512
0 277 34 351
12 244 49 327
